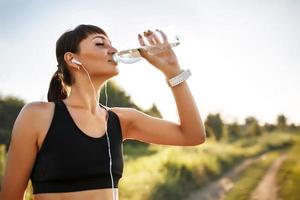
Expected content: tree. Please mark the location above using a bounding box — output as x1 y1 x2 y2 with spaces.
288 123 297 132
204 113 224 140
0 96 25 147
263 122 276 133
0 96 25 129
224 122 241 141
243 116 261 136
277 114 287 131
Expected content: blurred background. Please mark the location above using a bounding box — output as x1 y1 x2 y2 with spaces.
0 0 299 199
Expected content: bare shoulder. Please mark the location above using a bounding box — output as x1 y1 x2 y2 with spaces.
109 107 138 140
22 101 54 112
21 101 55 123
19 101 55 141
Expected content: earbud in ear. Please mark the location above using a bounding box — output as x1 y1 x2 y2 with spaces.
71 58 82 65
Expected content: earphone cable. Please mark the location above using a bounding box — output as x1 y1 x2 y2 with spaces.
77 63 115 200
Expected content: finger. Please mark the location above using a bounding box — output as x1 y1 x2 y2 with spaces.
138 34 148 56
144 31 155 45
152 30 162 44
156 29 169 44
138 34 146 46
147 30 157 45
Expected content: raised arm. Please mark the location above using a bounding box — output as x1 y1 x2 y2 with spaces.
113 74 205 146
111 29 206 146
0 103 41 200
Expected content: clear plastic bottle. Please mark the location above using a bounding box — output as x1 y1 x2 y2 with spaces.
113 35 180 64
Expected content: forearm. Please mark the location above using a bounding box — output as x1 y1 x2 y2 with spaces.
164 69 206 143
0 184 26 200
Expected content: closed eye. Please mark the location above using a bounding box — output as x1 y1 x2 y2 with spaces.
96 43 104 46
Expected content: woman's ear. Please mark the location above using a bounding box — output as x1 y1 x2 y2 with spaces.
64 52 80 70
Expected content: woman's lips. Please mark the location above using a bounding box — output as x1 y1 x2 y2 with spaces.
108 59 118 65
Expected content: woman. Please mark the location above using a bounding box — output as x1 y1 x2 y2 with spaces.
0 24 206 200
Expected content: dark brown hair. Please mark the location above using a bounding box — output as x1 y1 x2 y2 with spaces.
47 24 107 102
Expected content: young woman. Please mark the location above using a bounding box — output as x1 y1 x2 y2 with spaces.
0 24 206 200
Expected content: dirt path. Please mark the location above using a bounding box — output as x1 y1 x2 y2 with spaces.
250 153 287 200
184 154 265 200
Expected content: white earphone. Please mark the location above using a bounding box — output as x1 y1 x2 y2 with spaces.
71 58 82 66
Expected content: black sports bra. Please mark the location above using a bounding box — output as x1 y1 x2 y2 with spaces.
30 100 124 194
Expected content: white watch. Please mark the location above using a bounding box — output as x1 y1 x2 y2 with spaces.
167 69 191 87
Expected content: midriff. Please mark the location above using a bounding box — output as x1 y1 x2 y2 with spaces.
33 188 118 200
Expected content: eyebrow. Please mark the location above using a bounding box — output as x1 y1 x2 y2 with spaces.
92 35 112 44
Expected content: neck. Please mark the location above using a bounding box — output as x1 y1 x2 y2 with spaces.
65 75 107 115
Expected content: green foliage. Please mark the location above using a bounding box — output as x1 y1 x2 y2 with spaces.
277 138 300 200
243 116 261 136
0 129 10 149
0 96 25 147
151 161 197 200
123 140 157 161
224 122 241 141
204 113 224 140
0 144 6 189
100 80 137 108
118 133 296 200
233 131 294 152
287 123 300 132
263 122 276 132
0 95 25 129
277 114 287 131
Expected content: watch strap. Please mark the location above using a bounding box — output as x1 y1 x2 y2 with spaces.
167 69 191 87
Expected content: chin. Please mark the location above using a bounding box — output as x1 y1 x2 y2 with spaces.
104 68 120 77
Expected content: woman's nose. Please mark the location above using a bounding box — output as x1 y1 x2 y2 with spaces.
108 45 118 54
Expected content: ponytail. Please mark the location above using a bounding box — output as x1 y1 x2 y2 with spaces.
47 69 68 102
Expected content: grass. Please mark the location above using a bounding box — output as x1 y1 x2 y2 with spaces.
122 140 158 161
276 137 300 200
224 151 280 200
118 132 297 200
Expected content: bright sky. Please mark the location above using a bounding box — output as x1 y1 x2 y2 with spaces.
0 0 299 125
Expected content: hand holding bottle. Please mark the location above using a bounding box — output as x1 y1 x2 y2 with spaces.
137 29 182 77
112 28 182 77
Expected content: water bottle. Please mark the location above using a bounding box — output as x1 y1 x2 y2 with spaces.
112 32 180 64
